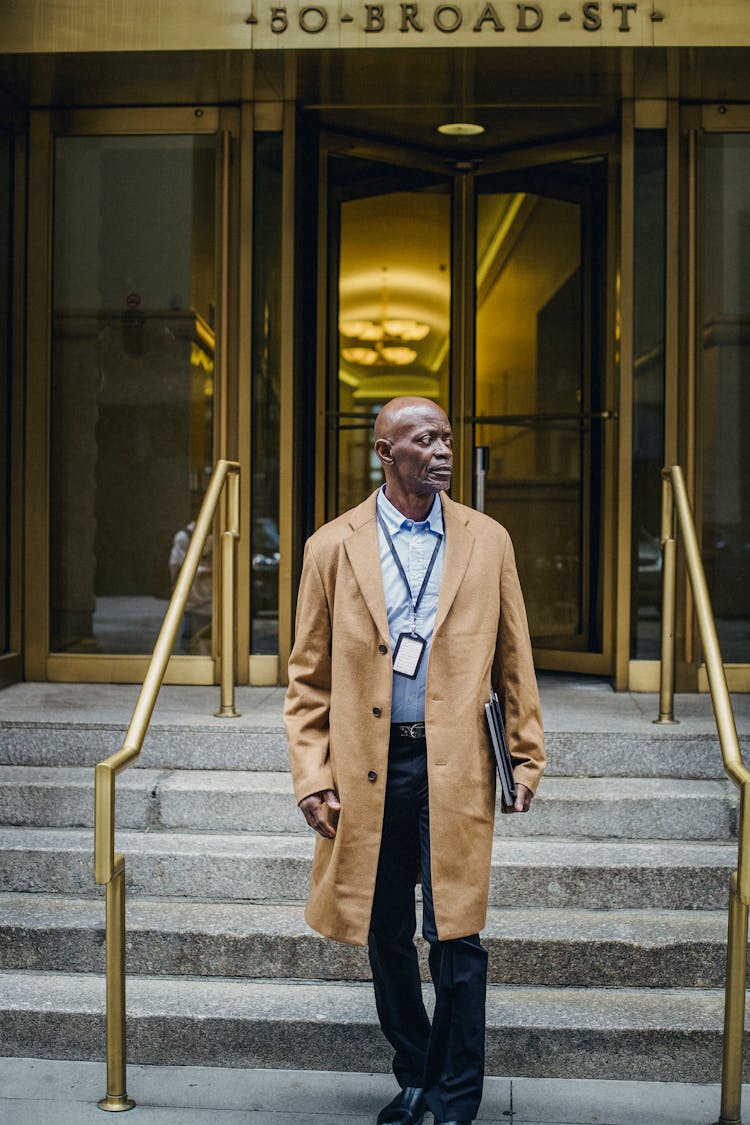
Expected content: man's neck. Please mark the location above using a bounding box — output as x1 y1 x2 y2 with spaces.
382 484 436 523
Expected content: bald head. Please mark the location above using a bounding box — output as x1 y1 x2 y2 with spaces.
373 397 453 518
374 396 449 444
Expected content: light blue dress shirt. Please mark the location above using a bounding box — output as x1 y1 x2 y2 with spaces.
376 485 445 723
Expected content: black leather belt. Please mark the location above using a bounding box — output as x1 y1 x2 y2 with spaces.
391 722 426 740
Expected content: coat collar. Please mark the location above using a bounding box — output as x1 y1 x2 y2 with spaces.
343 489 475 643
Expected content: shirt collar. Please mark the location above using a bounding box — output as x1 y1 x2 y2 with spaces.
377 485 443 536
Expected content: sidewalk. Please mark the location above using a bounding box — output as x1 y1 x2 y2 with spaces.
0 1059 741 1124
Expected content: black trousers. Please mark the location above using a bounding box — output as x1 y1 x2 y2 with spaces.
368 733 487 1122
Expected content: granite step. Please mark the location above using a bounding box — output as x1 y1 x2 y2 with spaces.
0 766 737 840
0 722 730 779
0 970 741 1082
0 827 737 909
0 893 732 988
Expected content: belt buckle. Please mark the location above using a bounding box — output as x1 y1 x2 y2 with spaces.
403 722 422 739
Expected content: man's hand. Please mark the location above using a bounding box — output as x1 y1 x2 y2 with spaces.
501 782 533 814
299 789 341 838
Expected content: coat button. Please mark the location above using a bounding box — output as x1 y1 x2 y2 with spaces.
378 644 388 654
368 770 378 782
372 706 382 716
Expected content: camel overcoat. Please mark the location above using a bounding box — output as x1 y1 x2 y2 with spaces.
284 489 545 946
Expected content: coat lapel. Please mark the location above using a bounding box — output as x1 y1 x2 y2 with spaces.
343 492 390 646
434 493 475 635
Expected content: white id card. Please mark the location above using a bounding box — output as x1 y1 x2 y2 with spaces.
392 632 427 679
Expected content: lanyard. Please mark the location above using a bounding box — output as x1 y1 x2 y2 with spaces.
377 507 442 636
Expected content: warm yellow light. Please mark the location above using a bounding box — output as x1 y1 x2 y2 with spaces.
340 318 430 343
437 122 485 136
341 346 379 365
382 319 431 341
379 346 418 366
340 320 384 341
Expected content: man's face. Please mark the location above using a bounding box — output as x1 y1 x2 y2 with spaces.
378 403 453 496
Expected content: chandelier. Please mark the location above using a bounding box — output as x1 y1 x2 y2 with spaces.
340 268 430 367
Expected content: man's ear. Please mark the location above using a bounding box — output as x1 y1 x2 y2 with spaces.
374 438 393 465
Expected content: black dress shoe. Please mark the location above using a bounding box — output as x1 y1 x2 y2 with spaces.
376 1086 427 1125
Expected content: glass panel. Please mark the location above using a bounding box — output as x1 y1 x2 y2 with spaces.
335 164 451 515
50 134 216 655
631 132 666 659
701 134 750 663
475 189 586 643
0 131 11 654
251 134 282 656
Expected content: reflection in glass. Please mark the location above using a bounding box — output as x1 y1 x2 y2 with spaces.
631 132 666 658
475 188 585 643
50 135 216 655
701 135 750 662
336 171 451 515
251 135 282 656
0 132 11 654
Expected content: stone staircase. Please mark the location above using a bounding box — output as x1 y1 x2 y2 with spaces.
0 681 745 1081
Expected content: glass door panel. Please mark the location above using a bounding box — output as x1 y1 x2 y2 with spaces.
474 160 608 654
701 134 750 662
50 134 217 656
328 152 452 517
0 130 11 655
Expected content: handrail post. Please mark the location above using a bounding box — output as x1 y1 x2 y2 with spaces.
655 470 679 724
215 525 240 718
97 864 134 1112
715 872 747 1125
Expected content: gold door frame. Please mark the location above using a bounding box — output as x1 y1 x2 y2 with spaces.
25 105 243 685
0 110 26 686
317 131 620 676
690 104 750 693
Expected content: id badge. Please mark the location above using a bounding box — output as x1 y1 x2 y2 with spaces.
392 632 427 679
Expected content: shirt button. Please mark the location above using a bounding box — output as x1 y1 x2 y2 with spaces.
367 770 378 782
372 706 382 717
378 644 388 654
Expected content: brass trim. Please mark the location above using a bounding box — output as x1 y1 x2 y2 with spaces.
664 100 680 469
684 125 698 670
316 135 330 527
24 111 53 681
277 102 298 684
600 136 620 670
614 100 635 689
236 102 254 682
699 667 750 694
654 465 747 1125
93 457 240 1111
627 659 661 692
701 105 750 133
51 107 220 135
452 169 474 505
47 654 215 685
530 649 611 675
249 653 281 684
634 100 668 129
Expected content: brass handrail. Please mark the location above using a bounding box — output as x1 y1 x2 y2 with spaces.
93 458 241 1112
654 465 748 1125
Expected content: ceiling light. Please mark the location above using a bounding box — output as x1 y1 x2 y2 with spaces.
379 346 418 366
341 347 379 366
437 122 485 136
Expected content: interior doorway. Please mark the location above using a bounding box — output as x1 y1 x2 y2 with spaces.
319 133 617 673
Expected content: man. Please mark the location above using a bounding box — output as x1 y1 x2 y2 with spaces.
285 397 545 1125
